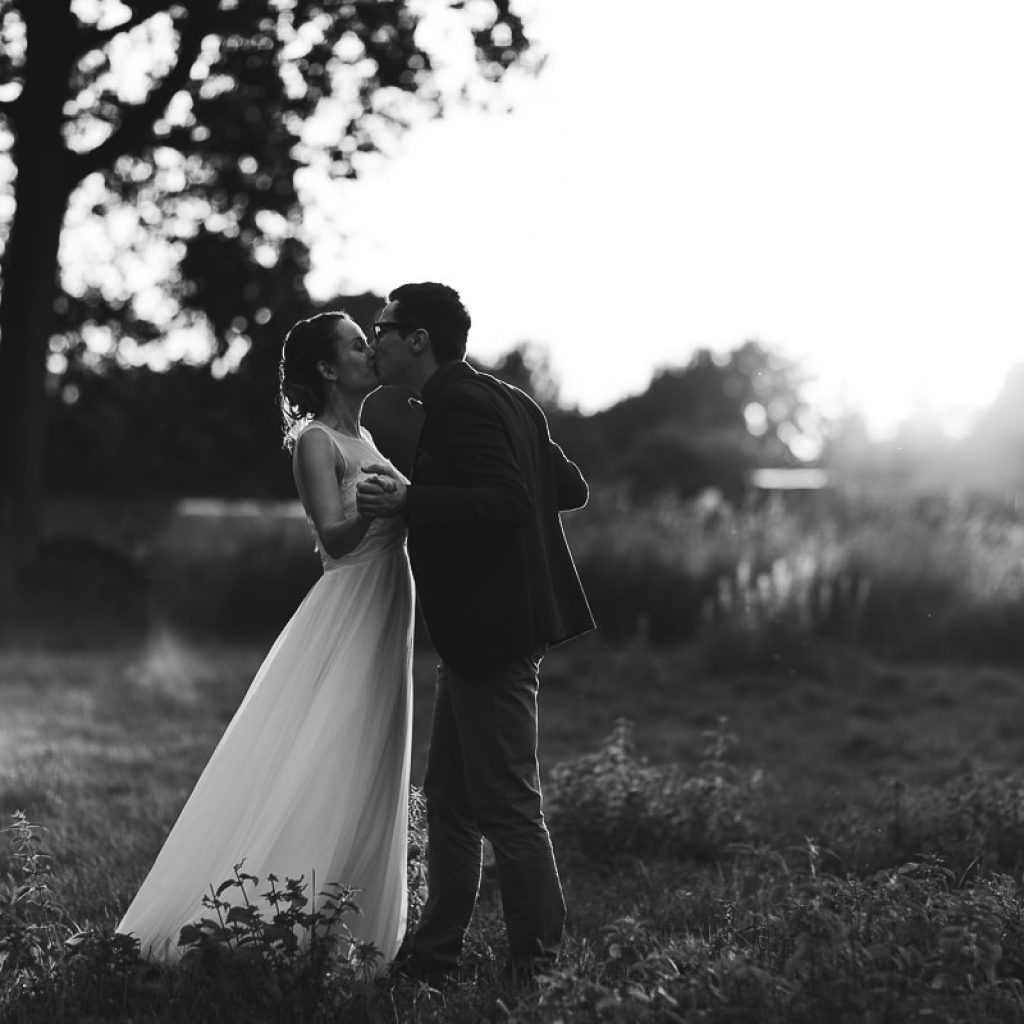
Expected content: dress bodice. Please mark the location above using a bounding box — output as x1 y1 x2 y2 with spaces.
298 422 407 570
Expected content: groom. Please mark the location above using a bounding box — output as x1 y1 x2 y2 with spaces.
356 282 594 982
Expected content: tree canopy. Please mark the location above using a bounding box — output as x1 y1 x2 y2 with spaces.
0 0 537 585
587 342 817 499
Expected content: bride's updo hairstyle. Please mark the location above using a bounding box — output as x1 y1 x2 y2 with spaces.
279 311 350 450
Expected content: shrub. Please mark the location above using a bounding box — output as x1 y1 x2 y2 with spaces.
818 769 1024 877
546 718 764 865
151 505 321 641
2 538 150 649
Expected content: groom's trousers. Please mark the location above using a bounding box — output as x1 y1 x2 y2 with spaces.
409 653 565 972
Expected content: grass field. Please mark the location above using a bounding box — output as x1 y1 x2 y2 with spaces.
5 627 1024 1021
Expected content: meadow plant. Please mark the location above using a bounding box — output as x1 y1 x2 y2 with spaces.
176 864 374 971
1 814 144 1020
0 812 64 996
164 864 387 1022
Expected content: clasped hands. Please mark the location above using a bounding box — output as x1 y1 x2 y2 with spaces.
356 462 407 519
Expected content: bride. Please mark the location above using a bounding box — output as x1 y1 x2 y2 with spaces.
117 311 414 969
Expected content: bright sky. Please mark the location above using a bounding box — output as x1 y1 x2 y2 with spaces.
305 0 1024 437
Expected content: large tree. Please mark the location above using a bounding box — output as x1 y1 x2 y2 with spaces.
592 341 818 499
0 0 535 590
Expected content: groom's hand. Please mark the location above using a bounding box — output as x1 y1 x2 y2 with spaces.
356 463 407 518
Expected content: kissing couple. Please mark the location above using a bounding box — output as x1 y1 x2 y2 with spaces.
117 281 595 985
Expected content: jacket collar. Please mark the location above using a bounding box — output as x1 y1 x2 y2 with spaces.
422 359 476 410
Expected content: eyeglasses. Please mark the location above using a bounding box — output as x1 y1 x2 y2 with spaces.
371 321 416 341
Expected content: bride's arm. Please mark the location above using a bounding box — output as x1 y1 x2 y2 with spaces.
293 429 373 559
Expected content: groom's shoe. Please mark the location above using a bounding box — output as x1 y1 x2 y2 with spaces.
387 953 459 989
500 957 548 990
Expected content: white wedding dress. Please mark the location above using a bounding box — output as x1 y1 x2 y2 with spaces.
118 423 414 969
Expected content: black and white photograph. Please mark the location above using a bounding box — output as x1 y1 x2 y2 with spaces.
2 1 1024 1021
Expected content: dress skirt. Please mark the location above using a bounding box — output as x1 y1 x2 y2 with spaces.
117 539 414 967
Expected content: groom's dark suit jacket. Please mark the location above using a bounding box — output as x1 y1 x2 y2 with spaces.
405 360 595 672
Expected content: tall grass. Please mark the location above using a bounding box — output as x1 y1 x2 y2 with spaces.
16 489 1024 666
568 486 1024 666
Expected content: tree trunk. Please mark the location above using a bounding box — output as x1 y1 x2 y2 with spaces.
0 3 77 600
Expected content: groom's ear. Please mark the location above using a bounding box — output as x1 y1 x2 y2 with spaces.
409 328 430 354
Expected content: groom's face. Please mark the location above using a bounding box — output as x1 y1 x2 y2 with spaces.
369 301 415 385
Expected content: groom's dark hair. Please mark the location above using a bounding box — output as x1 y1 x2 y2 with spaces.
389 282 471 363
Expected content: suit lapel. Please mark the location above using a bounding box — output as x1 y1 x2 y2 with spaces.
413 361 479 483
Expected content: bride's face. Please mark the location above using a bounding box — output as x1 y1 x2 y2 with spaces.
324 318 379 394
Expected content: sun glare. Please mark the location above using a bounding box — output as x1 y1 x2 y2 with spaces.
800 342 1018 441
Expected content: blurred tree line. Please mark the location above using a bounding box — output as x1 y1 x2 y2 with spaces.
43 323 816 503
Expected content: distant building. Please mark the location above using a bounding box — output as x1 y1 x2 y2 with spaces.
750 467 831 491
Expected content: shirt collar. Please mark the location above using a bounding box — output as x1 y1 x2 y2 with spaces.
421 359 476 409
